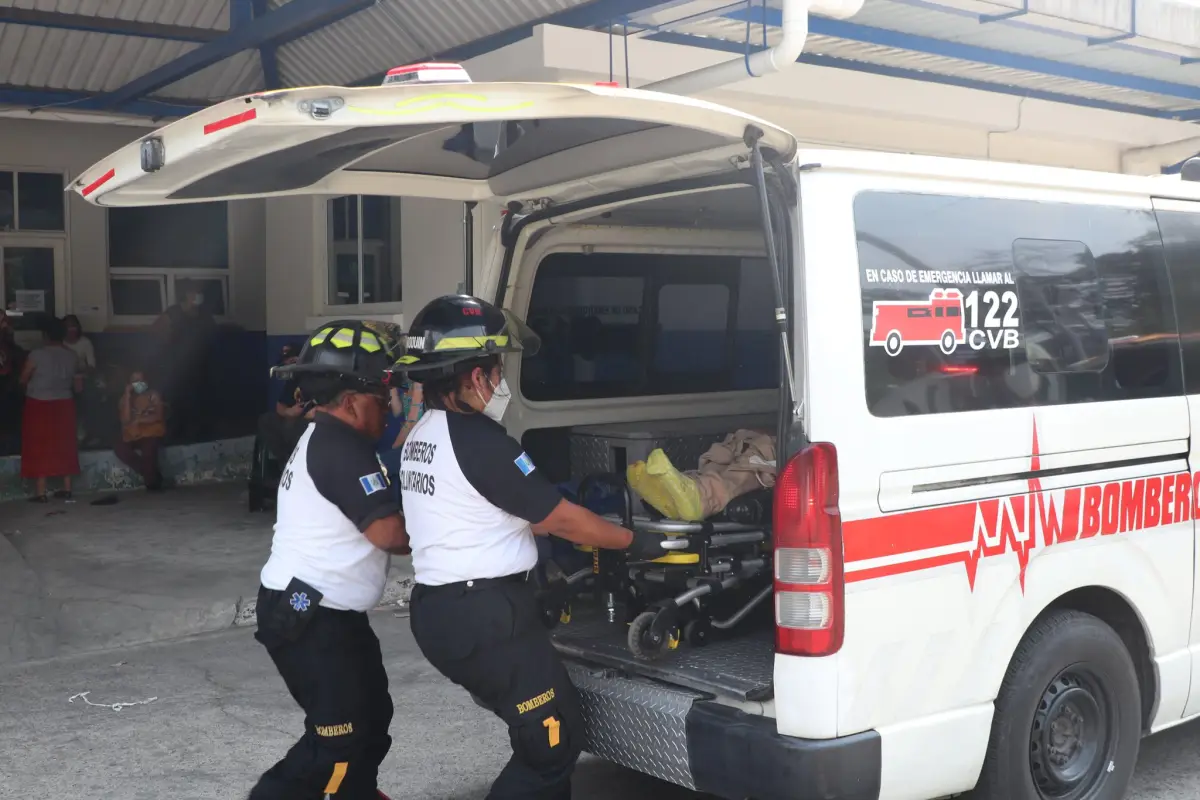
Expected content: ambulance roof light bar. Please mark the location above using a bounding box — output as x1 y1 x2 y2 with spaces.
382 62 472 86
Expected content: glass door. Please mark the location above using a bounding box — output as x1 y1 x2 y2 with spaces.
0 238 66 350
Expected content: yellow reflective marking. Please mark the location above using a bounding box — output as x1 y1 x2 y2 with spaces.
359 331 381 353
310 327 332 346
395 355 420 364
433 335 509 351
543 716 561 748
346 93 535 116
324 762 348 794
330 328 357 349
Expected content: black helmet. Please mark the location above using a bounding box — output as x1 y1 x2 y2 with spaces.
272 319 402 390
391 295 540 379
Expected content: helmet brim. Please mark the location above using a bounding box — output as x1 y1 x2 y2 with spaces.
271 362 387 387
389 308 541 375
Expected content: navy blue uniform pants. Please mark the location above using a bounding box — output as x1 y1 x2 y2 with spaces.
248 586 393 800
409 574 584 800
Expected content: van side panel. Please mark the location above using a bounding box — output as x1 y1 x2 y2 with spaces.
789 171 1194 798
1155 198 1200 721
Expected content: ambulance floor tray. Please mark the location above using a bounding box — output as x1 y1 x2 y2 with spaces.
551 610 775 702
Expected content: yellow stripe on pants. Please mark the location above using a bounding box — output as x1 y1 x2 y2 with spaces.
324 762 348 795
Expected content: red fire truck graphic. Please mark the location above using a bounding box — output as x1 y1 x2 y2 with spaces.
869 288 965 357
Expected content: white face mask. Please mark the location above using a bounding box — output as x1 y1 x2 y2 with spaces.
480 376 511 423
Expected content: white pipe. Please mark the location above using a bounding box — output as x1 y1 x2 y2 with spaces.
641 0 865 96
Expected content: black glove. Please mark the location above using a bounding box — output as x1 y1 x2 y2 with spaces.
624 529 672 561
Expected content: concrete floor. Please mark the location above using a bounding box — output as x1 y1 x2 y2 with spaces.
3 618 1200 800
0 484 413 665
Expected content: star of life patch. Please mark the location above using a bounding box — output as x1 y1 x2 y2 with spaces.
359 472 388 495
514 452 536 476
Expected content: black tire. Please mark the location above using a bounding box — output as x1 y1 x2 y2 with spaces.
628 611 669 661
685 618 711 647
971 609 1141 800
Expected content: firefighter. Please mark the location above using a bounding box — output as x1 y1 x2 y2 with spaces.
390 294 670 799
248 320 409 800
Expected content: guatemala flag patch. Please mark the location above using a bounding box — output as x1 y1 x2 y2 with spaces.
359 472 387 495
514 452 536 476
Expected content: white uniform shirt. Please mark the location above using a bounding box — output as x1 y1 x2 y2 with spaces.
260 413 396 611
399 409 563 586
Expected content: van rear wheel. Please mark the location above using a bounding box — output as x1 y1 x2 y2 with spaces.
972 609 1141 800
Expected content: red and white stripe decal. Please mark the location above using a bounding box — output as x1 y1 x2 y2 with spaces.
203 108 257 135
386 63 462 76
843 421 1194 591
81 168 115 197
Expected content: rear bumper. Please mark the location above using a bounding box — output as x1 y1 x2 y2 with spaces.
566 663 881 800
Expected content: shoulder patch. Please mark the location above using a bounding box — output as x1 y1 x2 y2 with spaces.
359 472 388 495
514 452 536 476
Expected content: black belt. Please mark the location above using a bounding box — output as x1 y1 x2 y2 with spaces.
414 571 532 594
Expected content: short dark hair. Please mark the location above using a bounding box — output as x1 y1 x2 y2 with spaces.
297 374 357 407
64 314 82 331
421 355 501 413
41 315 66 343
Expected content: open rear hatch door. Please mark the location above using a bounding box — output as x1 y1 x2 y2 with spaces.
71 81 796 209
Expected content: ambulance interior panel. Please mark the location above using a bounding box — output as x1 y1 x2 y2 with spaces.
508 187 790 701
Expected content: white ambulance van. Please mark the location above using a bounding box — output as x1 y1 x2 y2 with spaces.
73 77 1200 800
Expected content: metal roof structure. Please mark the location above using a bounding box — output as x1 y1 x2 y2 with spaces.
3 0 1200 141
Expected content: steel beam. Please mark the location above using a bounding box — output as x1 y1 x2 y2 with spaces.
94 0 375 108
349 0 671 87
645 30 1196 121
0 84 204 120
724 6 1200 104
0 6 221 43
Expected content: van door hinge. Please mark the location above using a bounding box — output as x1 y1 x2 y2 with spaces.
297 97 345 120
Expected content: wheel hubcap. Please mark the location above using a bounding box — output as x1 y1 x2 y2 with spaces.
1029 671 1110 799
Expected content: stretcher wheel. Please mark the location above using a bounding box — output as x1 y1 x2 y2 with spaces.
684 618 710 647
628 611 679 661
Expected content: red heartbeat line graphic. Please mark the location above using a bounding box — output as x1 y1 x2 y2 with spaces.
844 418 1197 591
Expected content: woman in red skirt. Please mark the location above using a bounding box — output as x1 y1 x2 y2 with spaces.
19 316 83 502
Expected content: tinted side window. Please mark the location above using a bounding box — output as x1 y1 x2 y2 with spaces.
521 252 778 401
1156 209 1200 395
855 192 1180 417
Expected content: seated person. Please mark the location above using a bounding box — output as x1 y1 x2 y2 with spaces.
114 370 166 491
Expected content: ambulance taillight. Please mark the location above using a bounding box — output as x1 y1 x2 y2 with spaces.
381 62 472 86
773 442 844 657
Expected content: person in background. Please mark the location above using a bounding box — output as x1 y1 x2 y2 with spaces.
19 316 82 502
153 287 216 443
0 310 27 452
114 370 166 492
62 314 104 448
63 314 96 372
258 344 315 465
377 378 424 500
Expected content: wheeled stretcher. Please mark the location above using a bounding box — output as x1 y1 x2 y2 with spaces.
538 473 774 661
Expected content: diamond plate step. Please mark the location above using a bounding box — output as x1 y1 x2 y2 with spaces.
566 662 707 790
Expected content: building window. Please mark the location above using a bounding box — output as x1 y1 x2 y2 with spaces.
0 170 66 231
327 195 401 306
107 202 230 320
